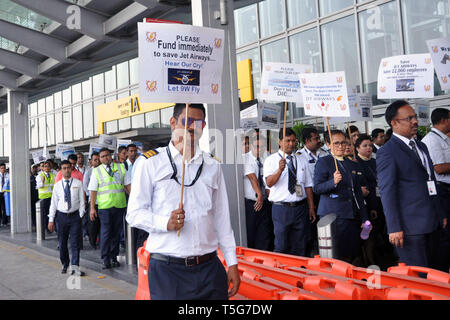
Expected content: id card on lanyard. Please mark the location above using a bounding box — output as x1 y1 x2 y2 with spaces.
416 144 437 196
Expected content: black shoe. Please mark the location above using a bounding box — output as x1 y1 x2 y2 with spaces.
61 266 68 274
111 259 120 268
102 261 111 269
71 270 86 277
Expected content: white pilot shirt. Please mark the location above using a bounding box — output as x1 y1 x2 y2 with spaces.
126 142 238 267
297 147 327 182
48 178 85 222
243 151 269 201
88 162 131 191
263 150 313 203
422 128 450 184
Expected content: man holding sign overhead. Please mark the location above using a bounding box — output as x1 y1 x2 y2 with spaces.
126 104 240 299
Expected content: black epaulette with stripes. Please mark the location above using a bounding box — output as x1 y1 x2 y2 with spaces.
142 149 159 159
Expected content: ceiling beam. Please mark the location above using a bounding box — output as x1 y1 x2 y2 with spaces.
0 71 18 90
0 48 43 78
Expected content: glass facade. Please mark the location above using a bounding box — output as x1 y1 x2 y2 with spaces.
235 0 450 131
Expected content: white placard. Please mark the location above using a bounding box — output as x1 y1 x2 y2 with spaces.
55 144 75 160
31 150 47 164
377 54 434 99
300 72 350 118
426 37 450 91
98 134 117 150
240 104 259 129
414 100 431 127
240 102 281 130
138 22 225 103
89 143 106 158
327 93 373 124
259 62 312 103
117 139 133 151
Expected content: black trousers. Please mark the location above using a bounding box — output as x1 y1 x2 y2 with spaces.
56 211 82 267
148 254 228 300
98 207 125 263
0 192 7 225
244 198 273 251
395 229 440 268
87 203 100 249
40 198 51 232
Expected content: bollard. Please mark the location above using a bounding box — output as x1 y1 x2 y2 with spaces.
35 200 45 240
125 222 136 265
316 213 337 258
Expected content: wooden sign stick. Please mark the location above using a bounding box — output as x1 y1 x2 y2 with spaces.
282 101 287 159
326 117 339 171
346 122 356 161
177 103 190 237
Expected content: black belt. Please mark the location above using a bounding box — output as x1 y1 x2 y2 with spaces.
57 210 79 217
273 199 306 207
150 251 216 267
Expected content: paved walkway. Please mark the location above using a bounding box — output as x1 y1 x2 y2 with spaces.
0 240 137 300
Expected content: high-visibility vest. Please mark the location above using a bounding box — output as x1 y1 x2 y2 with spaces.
94 162 127 210
38 172 55 199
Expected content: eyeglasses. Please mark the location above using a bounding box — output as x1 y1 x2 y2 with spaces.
332 141 349 147
395 115 418 122
181 117 206 129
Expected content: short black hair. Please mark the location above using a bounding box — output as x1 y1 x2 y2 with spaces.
371 128 384 139
68 154 78 162
355 134 372 149
302 127 318 143
431 108 449 125
385 100 410 127
118 146 127 153
173 103 206 119
324 130 345 144
385 128 393 141
127 143 137 150
0 163 5 168
60 160 71 167
90 152 99 159
99 147 111 155
349 125 359 134
279 128 296 140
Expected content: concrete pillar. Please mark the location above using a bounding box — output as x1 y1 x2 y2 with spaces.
192 0 247 246
7 90 31 234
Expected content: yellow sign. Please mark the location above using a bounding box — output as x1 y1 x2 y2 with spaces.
237 59 253 102
96 94 174 134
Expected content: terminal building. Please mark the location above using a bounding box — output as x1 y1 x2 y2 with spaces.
0 0 448 246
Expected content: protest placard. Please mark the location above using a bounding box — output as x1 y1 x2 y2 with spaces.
89 143 106 158
260 62 312 103
426 37 450 91
31 150 47 164
240 102 281 130
98 134 117 151
377 54 434 99
117 139 133 151
138 22 225 103
326 93 373 125
300 71 350 118
55 144 75 160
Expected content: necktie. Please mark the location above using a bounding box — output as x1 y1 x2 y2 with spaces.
107 165 112 177
256 157 265 197
64 180 71 210
287 155 296 194
1 175 4 190
409 140 425 166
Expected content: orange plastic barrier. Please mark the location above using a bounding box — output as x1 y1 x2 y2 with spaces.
386 287 450 300
135 245 151 300
302 276 369 300
387 264 450 284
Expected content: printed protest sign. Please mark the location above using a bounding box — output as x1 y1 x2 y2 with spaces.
89 143 105 158
414 100 431 127
138 22 225 103
426 37 450 90
377 54 434 99
117 139 133 151
327 93 373 125
56 144 75 160
98 134 117 151
31 150 47 164
259 62 312 103
300 72 350 118
240 102 281 130
240 104 259 129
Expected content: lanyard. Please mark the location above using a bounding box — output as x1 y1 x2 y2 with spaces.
432 130 450 146
166 147 204 187
63 178 73 190
337 160 360 210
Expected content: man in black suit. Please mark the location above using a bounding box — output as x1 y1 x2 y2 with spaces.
377 100 446 268
371 128 385 154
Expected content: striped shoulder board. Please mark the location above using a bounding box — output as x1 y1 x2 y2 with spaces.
142 149 159 159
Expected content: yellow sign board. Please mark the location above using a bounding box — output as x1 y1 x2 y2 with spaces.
237 59 253 102
96 94 174 134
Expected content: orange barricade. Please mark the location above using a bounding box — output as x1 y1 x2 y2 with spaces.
302 276 369 300
238 277 282 300
387 264 450 284
278 290 329 300
135 246 151 300
386 287 450 300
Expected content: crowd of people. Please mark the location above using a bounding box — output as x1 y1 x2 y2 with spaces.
243 102 449 272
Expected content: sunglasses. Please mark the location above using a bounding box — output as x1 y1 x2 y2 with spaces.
181 117 206 129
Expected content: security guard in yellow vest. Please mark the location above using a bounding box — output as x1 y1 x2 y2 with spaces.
35 160 55 234
88 148 131 269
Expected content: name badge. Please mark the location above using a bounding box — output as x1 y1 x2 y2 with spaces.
295 184 303 197
114 172 120 181
427 180 437 196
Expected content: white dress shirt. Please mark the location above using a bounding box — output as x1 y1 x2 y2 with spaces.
393 132 431 178
88 163 131 191
48 178 85 222
76 165 86 176
126 142 237 267
243 151 269 201
36 171 54 190
422 128 450 184
0 172 9 192
298 147 327 182
263 150 313 203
